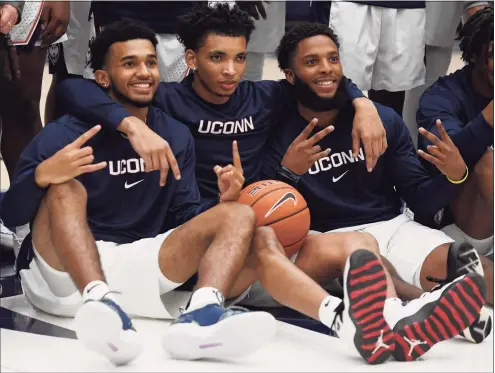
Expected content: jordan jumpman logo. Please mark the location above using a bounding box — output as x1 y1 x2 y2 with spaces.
404 336 428 356
372 330 391 354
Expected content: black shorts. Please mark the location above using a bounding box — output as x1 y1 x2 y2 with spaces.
47 42 68 77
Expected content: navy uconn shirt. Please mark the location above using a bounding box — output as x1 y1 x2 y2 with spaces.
263 102 462 231
1 108 207 244
418 65 493 170
58 76 364 201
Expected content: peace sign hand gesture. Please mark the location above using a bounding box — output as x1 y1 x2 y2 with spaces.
418 119 467 182
282 118 334 175
35 125 108 188
214 140 245 202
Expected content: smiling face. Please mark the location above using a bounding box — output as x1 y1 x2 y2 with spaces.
94 38 160 108
286 34 343 98
284 34 348 112
185 33 247 104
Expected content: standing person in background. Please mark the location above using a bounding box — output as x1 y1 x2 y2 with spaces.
0 1 22 34
83 1 274 83
0 1 23 249
329 1 426 117
1 1 69 180
403 1 489 148
0 0 69 252
45 1 92 123
83 1 197 82
243 1 285 81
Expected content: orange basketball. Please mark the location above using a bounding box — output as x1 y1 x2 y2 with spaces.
238 180 310 256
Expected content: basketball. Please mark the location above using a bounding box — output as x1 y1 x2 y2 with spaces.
238 180 310 256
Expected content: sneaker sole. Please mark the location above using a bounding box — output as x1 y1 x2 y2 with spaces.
74 301 143 365
345 249 395 365
393 273 487 362
162 311 276 360
461 306 493 343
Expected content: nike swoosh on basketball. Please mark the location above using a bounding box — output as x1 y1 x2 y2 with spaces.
124 179 144 189
332 170 349 183
264 192 297 218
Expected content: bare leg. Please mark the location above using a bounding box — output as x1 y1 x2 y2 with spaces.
296 232 398 299
32 179 104 292
451 150 494 240
481 256 494 306
382 257 424 301
251 228 395 365
419 243 493 305
158 202 256 298
252 227 329 320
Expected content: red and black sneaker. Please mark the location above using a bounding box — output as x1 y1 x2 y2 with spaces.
392 273 487 362
331 249 395 365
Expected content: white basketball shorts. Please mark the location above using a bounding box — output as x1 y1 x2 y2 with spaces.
329 2 426 92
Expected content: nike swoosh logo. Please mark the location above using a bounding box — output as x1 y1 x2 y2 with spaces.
265 192 297 218
332 170 349 183
124 179 144 189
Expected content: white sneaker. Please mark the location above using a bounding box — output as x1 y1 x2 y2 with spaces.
74 296 143 366
391 273 487 362
331 249 394 365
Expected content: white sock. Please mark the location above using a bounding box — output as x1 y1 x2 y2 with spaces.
158 272 183 294
186 287 224 312
82 280 117 303
383 297 403 329
318 295 343 328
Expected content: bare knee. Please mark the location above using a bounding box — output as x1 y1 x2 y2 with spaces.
46 179 87 205
342 232 380 255
481 256 493 274
218 202 256 227
253 226 285 257
474 150 493 182
420 243 451 290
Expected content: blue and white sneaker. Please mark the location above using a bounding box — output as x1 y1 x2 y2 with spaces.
162 303 276 360
74 297 143 365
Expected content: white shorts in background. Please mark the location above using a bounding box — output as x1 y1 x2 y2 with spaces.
83 18 188 82
403 44 455 148
315 213 454 286
20 230 178 319
329 2 426 92
63 1 92 76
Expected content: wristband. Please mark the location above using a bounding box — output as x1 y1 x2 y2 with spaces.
277 165 301 184
447 166 469 184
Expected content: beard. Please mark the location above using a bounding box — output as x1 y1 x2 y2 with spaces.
293 74 350 112
108 78 153 108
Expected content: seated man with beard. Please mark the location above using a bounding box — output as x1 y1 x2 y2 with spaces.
262 22 490 359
